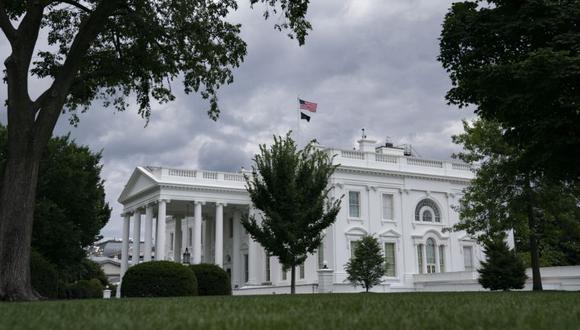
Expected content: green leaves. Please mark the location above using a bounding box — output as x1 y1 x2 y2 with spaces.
242 132 341 272
439 0 580 181
345 235 385 292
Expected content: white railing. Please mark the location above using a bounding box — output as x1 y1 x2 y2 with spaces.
168 168 197 177
203 171 218 180
407 158 443 168
341 150 364 160
375 153 398 164
452 163 471 171
224 173 245 182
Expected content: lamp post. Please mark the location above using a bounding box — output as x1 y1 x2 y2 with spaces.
182 248 191 265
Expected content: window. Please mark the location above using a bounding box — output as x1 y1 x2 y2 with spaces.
382 194 394 220
439 245 445 273
350 240 361 259
281 266 287 281
243 254 249 283
426 238 436 273
170 232 174 251
265 253 271 282
384 243 396 277
188 228 192 246
318 244 325 269
349 191 361 218
463 246 473 271
417 244 424 274
229 217 234 238
415 199 441 222
299 263 305 279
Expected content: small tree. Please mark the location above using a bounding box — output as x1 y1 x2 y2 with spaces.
242 132 341 294
478 236 527 291
345 235 385 293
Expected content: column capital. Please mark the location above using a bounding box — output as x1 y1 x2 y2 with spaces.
216 201 227 207
194 200 206 206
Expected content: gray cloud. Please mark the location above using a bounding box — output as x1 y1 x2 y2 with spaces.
0 0 474 238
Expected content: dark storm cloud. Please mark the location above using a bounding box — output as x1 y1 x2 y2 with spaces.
0 0 472 238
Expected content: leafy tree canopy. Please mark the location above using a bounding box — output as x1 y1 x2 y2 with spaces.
439 0 580 181
0 124 111 272
1 0 312 121
242 132 341 294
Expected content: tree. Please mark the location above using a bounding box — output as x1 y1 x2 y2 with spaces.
0 124 111 289
452 119 580 291
439 0 580 183
242 133 341 294
345 235 385 293
478 236 527 291
0 0 312 301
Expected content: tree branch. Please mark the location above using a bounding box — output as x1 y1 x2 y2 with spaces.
33 0 121 150
0 3 17 44
58 0 93 14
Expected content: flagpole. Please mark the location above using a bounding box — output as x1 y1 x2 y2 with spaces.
296 96 301 147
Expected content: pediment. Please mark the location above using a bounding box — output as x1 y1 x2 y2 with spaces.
378 228 401 238
345 226 368 236
118 167 159 204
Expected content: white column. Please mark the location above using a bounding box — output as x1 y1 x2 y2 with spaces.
174 217 182 263
132 210 141 265
143 205 153 262
193 201 203 264
248 207 259 285
232 209 241 288
121 213 131 277
156 200 167 261
215 202 225 268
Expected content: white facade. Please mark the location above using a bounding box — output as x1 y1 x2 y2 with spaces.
118 138 489 293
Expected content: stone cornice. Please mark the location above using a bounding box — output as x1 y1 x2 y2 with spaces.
335 166 471 185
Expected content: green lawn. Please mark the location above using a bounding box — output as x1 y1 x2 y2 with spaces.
1 292 579 330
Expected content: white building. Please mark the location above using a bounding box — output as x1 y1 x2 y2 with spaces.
118 137 487 293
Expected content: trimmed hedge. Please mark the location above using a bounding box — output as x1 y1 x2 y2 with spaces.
66 279 103 299
30 250 59 299
189 264 231 296
121 261 198 297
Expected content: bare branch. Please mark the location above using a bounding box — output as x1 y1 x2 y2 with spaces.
0 3 16 44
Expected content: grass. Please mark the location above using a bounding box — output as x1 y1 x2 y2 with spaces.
1 292 579 330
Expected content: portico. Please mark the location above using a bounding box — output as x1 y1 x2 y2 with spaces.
118 167 261 290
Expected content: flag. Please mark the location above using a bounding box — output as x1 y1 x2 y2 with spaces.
299 99 317 112
300 112 311 122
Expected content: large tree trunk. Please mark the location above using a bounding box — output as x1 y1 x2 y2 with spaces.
0 125 43 301
526 179 543 291
290 265 296 294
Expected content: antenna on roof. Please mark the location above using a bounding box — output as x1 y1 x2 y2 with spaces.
361 128 367 139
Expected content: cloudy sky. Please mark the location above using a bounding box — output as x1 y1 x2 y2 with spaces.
0 0 474 238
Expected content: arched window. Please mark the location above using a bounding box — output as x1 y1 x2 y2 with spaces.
426 238 436 273
415 199 441 222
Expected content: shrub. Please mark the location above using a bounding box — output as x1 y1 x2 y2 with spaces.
121 261 198 297
479 237 527 291
345 235 385 293
66 279 104 299
189 264 231 296
30 250 59 299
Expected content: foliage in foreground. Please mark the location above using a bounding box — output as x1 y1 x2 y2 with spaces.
0 0 313 301
189 264 231 296
121 261 198 298
1 292 579 330
242 132 341 294
478 237 527 291
439 0 580 182
345 235 385 292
